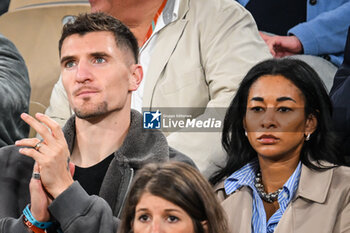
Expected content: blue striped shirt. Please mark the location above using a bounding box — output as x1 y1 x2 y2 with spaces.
224 160 302 233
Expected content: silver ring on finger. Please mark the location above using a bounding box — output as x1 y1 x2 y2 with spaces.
34 139 43 152
32 172 41 180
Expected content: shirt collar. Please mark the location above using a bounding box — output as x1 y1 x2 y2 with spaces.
277 162 302 212
224 159 259 195
224 159 302 199
281 162 302 199
154 0 179 33
141 0 179 51
163 0 179 24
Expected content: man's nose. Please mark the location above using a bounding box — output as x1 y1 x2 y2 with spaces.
76 60 92 83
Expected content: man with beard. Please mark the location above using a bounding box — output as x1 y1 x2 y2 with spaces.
0 13 192 233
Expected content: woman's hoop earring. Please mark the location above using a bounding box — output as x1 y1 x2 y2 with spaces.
305 133 311 141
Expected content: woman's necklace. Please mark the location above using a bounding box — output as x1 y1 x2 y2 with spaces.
254 171 283 203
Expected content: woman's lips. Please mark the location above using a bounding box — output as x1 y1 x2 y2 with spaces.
257 134 279 144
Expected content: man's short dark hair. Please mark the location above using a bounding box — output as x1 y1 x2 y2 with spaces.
59 12 139 64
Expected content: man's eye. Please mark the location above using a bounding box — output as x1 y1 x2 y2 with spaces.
138 214 150 222
277 107 292 113
167 215 179 223
95 57 106 63
65 61 76 68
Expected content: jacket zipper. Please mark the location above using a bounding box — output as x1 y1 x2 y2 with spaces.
116 167 134 218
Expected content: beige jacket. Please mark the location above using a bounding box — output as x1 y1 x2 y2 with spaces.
215 164 350 233
45 0 271 177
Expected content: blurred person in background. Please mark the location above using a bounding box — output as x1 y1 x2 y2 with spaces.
330 26 350 165
0 33 30 147
0 0 10 15
236 0 350 91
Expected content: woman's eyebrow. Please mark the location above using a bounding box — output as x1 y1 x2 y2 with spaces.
276 96 296 103
249 96 296 103
250 97 264 102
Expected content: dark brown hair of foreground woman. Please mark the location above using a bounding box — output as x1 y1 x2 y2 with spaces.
210 58 344 185
119 162 229 233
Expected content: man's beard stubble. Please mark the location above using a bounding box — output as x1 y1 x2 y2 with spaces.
74 101 109 119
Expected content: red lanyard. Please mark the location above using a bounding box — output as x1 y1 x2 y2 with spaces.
142 0 168 46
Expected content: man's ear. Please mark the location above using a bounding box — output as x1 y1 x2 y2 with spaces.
128 64 143 91
305 113 317 135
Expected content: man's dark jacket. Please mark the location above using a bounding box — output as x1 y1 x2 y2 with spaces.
0 110 194 232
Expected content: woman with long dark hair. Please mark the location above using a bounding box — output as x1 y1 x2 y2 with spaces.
211 58 350 233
